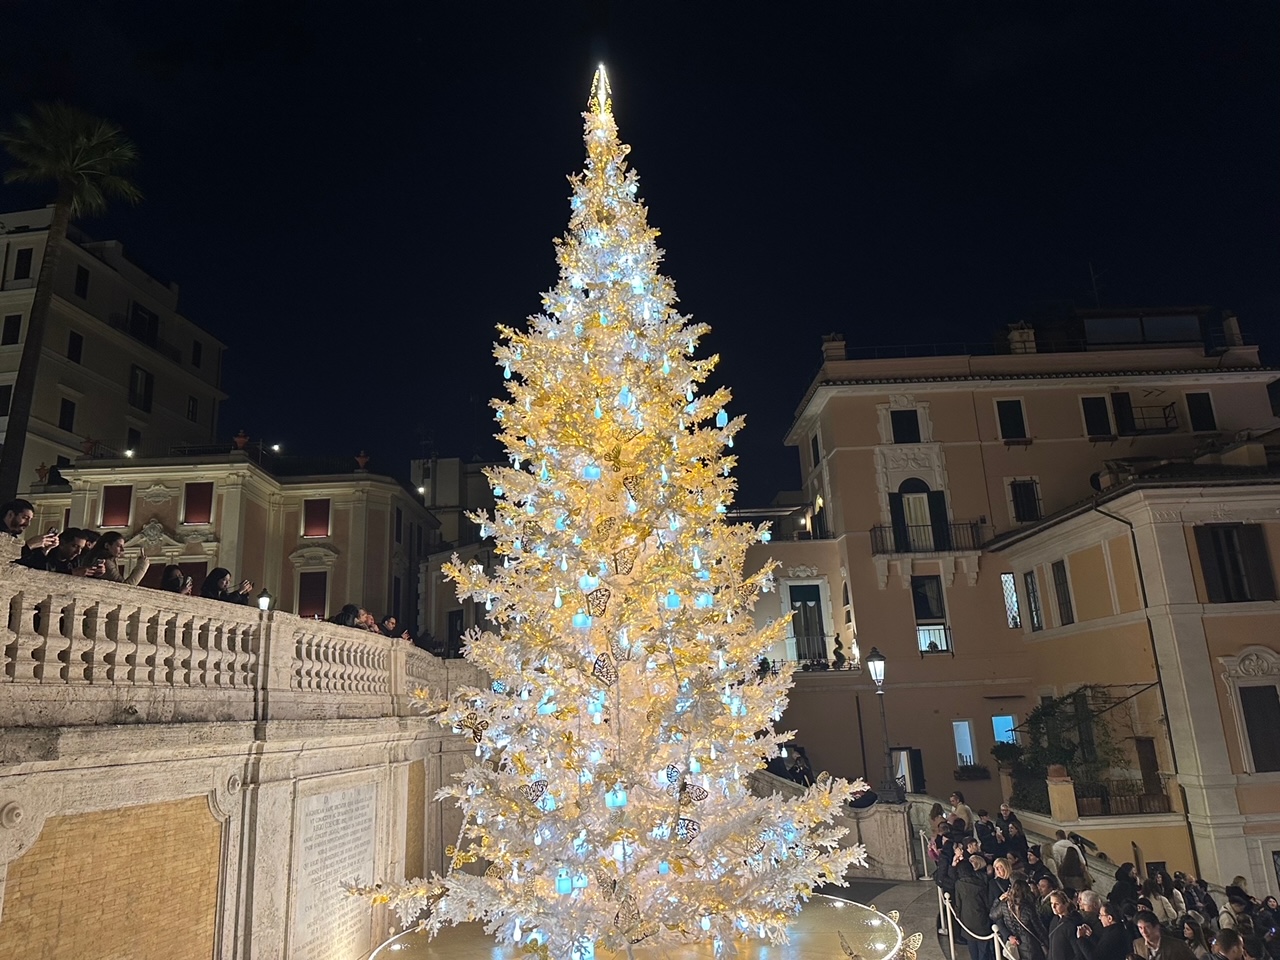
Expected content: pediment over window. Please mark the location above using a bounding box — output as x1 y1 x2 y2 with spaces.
1220 646 1280 679
289 544 339 570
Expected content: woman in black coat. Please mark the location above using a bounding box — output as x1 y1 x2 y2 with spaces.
1046 891 1084 960
1075 902 1133 960
994 878 1049 960
1110 864 1140 909
1005 821 1031 864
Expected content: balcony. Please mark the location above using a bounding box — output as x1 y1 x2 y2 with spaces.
1074 779 1172 816
1126 403 1179 434
0 562 483 727
916 623 953 655
871 521 984 555
107 311 183 364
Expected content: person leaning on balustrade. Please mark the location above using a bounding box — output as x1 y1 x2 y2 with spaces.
79 531 150 584
199 567 253 604
12 528 104 576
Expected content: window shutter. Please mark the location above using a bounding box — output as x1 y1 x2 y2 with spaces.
298 571 328 619
927 491 951 549
889 493 908 552
1240 526 1277 601
1240 685 1280 772
1194 526 1227 602
1111 393 1137 435
1082 397 1111 436
303 499 331 538
101 485 133 527
182 482 214 525
997 400 1027 439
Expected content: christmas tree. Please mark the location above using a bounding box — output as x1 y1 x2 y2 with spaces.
364 66 867 959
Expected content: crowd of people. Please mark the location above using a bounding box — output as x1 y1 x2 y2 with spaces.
2 500 413 637
930 792 1278 960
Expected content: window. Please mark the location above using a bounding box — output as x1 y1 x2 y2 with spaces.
1024 570 1044 632
298 571 328 620
395 506 403 544
1194 524 1277 603
1187 392 1217 432
1000 573 1021 628
67 330 83 363
182 482 214 525
1081 396 1113 437
303 498 331 538
911 574 950 652
1009 478 1042 523
13 248 32 280
186 395 199 422
809 433 821 471
1051 559 1074 625
57 398 76 432
125 428 142 452
101 485 133 527
890 409 921 444
788 583 825 660
0 385 10 416
191 340 203 368
1110 392 1138 436
1 315 20 345
128 365 154 412
996 399 1028 440
992 715 1017 744
1240 685 1280 772
74 265 90 299
888 478 952 552
952 720 975 765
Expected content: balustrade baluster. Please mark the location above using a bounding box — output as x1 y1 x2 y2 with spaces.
223 622 241 687
36 594 69 683
81 600 109 682
59 595 94 683
138 608 163 685
159 609 179 685
9 590 46 682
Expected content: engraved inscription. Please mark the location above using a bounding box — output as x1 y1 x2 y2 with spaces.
290 783 378 960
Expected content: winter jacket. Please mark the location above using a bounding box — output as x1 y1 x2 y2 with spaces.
954 866 993 940
995 897 1049 960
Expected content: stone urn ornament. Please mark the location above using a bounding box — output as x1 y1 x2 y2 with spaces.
355 450 370 471
233 430 249 450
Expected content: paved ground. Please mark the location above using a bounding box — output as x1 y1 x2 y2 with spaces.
368 879 949 960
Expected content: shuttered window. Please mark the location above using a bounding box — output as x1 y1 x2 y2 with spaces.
298 571 328 619
1194 524 1277 603
1081 397 1112 437
1024 570 1044 632
996 399 1027 440
101 485 133 527
303 498 331 538
182 482 214 524
890 409 921 444
1240 685 1280 772
1051 559 1074 626
1010 479 1042 523
1187 392 1217 432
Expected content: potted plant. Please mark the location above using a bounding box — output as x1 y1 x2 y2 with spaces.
954 763 992 781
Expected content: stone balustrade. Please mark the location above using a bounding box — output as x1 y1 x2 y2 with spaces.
0 563 484 728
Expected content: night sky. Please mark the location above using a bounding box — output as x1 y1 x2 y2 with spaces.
2 2 1277 506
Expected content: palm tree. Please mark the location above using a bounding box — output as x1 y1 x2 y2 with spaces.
0 102 141 500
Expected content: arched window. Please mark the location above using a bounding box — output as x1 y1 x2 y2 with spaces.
888 478 952 552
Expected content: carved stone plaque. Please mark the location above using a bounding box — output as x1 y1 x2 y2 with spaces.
289 782 378 960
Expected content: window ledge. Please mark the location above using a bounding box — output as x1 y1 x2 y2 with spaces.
1087 434 1119 443
1003 438 1033 447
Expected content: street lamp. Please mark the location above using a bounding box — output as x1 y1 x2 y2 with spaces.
256 588 272 611
865 647 905 803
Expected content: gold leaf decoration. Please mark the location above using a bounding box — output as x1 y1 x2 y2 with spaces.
596 517 620 538
485 864 503 878
664 763 681 785
592 652 619 686
888 910 900 922
587 586 611 617
681 782 708 803
903 932 923 960
622 474 639 498
613 548 638 576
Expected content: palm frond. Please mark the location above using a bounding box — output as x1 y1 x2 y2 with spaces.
0 101 141 215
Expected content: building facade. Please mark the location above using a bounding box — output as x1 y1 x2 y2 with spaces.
25 450 439 630
743 309 1280 888
0 207 225 491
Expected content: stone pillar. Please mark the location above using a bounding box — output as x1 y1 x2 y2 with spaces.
235 774 294 959
1047 769 1079 823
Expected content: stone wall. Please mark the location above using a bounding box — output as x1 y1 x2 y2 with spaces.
0 796 221 960
0 563 487 959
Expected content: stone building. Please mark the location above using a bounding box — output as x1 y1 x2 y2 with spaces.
744 308 1280 889
25 447 438 630
0 207 224 490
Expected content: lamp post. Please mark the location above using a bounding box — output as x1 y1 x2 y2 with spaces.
865 646 905 803
256 588 272 612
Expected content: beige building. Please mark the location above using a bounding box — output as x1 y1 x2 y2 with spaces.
744 308 1280 888
989 460 1280 893
26 448 439 628
0 207 225 490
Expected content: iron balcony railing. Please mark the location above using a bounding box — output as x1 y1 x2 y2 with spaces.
871 521 984 555
1074 779 1172 816
1128 403 1179 433
916 624 953 655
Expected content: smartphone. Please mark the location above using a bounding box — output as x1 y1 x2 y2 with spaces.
47 526 58 535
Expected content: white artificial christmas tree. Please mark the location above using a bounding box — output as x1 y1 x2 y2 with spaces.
360 65 867 960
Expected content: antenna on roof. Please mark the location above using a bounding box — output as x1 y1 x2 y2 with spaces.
1088 261 1106 307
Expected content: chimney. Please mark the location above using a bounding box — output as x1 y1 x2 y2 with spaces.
1223 312 1244 347
821 333 846 363
1007 322 1036 354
